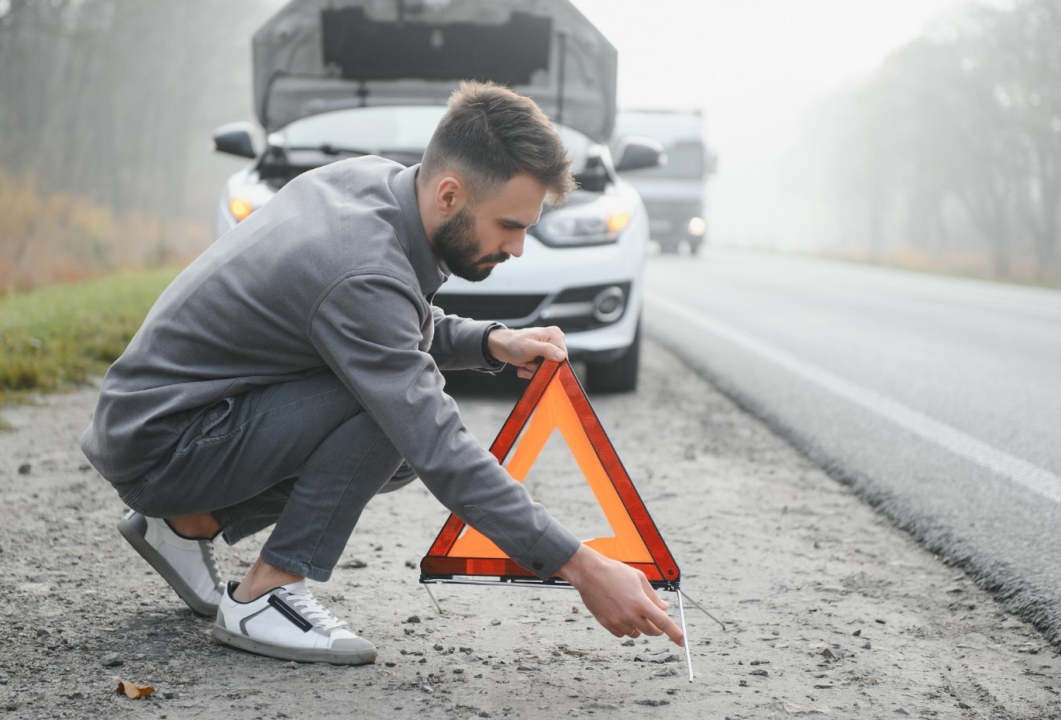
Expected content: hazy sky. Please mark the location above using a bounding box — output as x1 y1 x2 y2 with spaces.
571 0 968 246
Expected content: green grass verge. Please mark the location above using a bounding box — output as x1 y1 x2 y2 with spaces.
0 267 182 411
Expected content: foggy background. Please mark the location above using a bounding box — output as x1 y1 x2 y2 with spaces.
1 0 1058 289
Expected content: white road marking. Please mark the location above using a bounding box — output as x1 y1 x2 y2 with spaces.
647 293 1061 505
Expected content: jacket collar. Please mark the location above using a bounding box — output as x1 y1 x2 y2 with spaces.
393 164 447 297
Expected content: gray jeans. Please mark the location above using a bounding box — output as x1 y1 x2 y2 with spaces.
115 369 415 582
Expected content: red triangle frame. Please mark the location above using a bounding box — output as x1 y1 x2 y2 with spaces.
419 359 680 589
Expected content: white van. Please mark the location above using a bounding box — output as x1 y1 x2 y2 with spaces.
611 110 714 255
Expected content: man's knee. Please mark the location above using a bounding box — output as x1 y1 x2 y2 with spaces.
377 460 418 494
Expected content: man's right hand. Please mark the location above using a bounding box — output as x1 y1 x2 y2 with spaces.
556 544 685 646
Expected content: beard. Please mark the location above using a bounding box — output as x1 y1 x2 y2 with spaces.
432 206 509 282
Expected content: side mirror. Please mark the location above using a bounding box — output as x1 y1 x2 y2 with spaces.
212 122 258 159
614 136 666 173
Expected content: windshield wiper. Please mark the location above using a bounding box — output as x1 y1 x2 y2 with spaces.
281 144 374 156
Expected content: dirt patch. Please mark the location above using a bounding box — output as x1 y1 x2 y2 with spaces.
1 342 1059 719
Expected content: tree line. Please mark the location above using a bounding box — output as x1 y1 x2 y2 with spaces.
805 0 1061 283
0 0 280 290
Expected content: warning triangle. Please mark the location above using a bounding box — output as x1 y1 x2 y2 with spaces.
419 359 680 589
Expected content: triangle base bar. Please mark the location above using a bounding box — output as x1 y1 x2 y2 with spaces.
421 557 676 589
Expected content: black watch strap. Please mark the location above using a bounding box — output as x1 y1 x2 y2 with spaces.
481 322 506 369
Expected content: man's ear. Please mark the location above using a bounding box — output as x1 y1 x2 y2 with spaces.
435 175 465 219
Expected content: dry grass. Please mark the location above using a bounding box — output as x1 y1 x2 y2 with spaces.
0 169 206 293
0 267 181 412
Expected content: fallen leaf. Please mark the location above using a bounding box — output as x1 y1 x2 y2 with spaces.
116 680 154 699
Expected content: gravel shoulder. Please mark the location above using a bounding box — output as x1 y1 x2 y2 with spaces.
1 342 1059 719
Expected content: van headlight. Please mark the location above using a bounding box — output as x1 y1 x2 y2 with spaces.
534 198 632 248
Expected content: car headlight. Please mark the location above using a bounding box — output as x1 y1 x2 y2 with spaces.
688 216 707 237
226 182 274 223
229 197 255 222
533 197 632 248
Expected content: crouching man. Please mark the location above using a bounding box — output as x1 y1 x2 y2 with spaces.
81 81 682 664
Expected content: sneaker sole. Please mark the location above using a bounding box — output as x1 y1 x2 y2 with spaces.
213 624 377 665
117 517 219 617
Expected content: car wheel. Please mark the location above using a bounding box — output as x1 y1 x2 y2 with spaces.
586 320 641 393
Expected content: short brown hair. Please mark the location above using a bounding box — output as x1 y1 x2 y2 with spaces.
419 81 576 205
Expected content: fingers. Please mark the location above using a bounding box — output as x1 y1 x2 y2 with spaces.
639 574 670 611
645 604 685 646
528 338 566 362
539 325 568 356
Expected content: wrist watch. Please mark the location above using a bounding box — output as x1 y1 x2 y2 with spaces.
481 322 507 371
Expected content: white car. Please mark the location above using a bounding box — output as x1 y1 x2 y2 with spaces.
212 0 663 392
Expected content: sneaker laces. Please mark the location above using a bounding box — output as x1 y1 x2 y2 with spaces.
286 589 349 633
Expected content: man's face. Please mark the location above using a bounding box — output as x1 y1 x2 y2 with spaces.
432 173 547 282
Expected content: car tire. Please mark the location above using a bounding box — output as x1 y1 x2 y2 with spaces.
586 319 641 394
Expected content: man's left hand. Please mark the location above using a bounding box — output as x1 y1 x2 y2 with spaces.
487 326 567 380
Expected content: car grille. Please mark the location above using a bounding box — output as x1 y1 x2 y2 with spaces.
432 293 546 322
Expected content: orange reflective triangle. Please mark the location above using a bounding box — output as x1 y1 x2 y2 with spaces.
419 359 680 588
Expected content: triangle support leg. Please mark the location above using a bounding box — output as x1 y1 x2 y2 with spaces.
679 588 726 632
423 583 444 616
677 588 693 682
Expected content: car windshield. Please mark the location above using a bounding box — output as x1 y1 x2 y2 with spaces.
269 106 592 173
619 139 706 180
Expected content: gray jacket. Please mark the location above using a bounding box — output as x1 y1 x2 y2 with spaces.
81 157 581 580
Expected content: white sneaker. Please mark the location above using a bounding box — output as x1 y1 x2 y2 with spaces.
117 511 224 615
213 580 376 665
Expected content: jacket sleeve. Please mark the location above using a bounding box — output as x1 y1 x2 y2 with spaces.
308 273 581 579
428 304 503 372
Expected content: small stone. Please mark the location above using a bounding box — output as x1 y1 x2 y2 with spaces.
36 628 50 637
749 669 768 677
635 651 679 664
875 618 886 624
517 665 539 672
820 647 843 661
490 619 501 626
894 709 909 716
852 629 861 637
571 606 580 614
479 712 491 718
653 668 679 678
421 684 433 694
584 702 620 711
739 679 748 687
406 616 421 624
101 652 122 667
621 639 635 647
957 702 972 709
341 559 367 569
453 668 463 674
459 646 473 654
284 661 298 669
17 463 31 475
78 463 92 472
385 662 396 667
433 644 444 651
405 560 416 569
862 641 872 650
163 691 179 700
419 658 427 664
636 700 670 707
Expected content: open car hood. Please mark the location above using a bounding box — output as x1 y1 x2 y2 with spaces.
252 0 617 142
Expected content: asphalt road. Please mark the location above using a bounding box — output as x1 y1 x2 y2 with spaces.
644 247 1061 644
